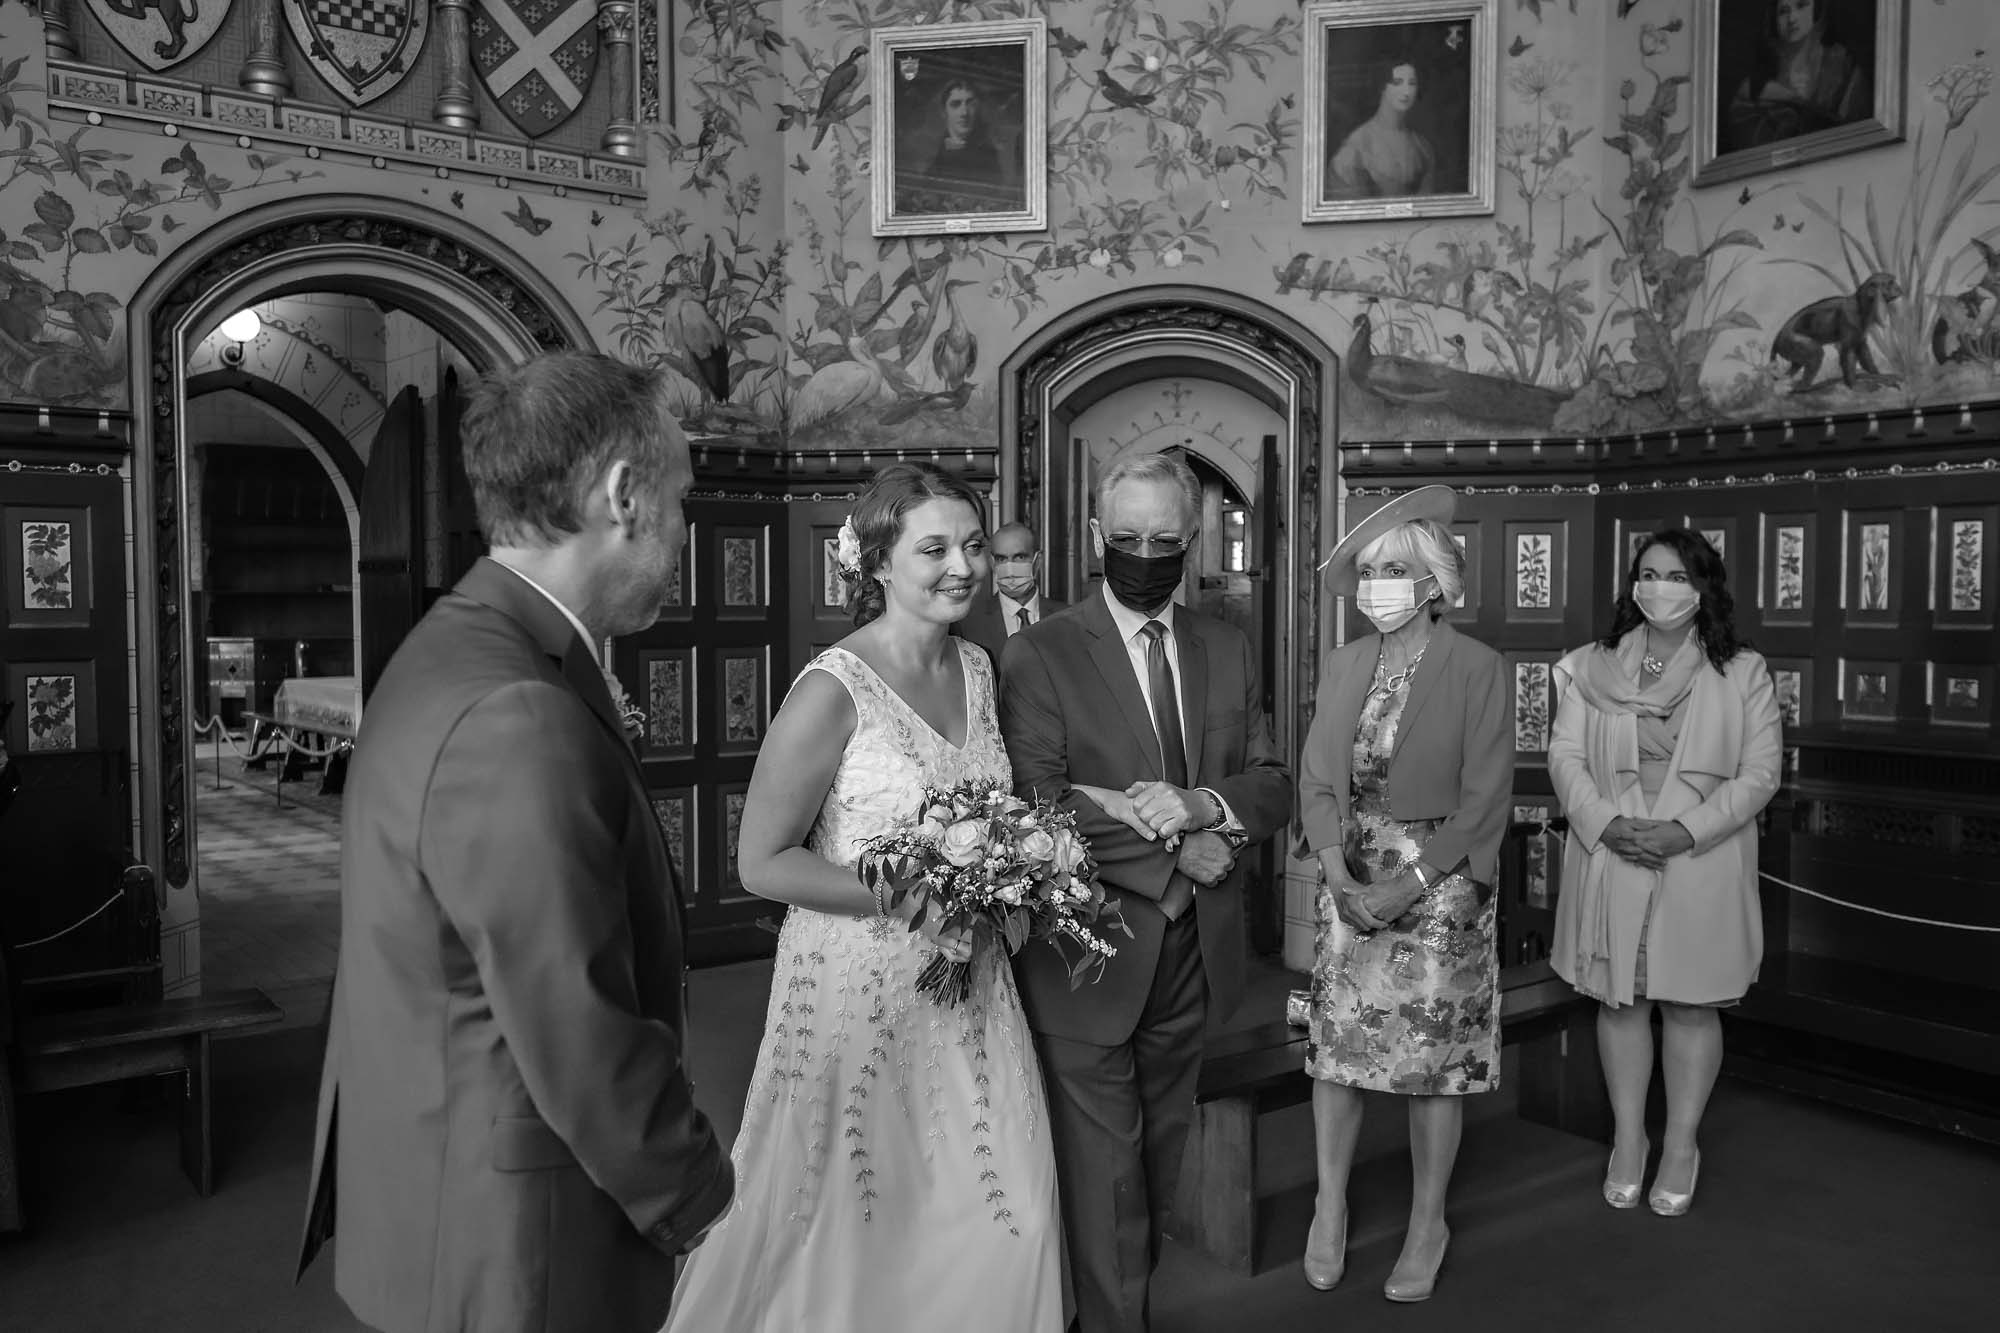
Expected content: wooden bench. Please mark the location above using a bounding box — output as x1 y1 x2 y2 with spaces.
20 989 285 1196
1174 961 1606 1274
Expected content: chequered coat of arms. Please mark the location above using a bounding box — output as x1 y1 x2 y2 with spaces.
284 0 431 106
471 0 602 139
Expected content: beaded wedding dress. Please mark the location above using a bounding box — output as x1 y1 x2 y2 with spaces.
663 641 1063 1332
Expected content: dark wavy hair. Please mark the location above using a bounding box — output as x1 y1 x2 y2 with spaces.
1601 527 1748 673
844 461 989 627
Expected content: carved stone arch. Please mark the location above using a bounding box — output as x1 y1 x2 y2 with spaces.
132 197 590 892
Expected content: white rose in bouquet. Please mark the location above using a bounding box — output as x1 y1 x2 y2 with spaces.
940 819 987 867
1019 829 1057 864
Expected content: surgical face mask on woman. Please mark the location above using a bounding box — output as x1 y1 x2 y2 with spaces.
1635 581 1700 630
1355 576 1437 634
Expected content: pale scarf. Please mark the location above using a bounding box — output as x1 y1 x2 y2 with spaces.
1553 631 1701 1005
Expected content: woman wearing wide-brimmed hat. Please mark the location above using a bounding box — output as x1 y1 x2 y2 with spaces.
1294 485 1513 1303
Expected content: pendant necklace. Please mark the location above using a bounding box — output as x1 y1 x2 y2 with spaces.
1375 642 1428 694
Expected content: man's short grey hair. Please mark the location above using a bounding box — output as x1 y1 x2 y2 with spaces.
1356 519 1464 614
1094 451 1201 528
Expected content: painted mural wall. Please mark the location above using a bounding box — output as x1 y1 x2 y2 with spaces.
2 1 1996 444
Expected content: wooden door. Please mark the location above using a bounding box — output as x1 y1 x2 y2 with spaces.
610 498 789 965
433 367 484 598
357 386 424 699
0 457 139 988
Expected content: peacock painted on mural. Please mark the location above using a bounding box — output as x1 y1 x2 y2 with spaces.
1346 298 1573 431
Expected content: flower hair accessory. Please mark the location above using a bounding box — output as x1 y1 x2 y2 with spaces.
834 516 863 580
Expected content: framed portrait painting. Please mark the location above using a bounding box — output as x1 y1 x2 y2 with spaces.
1693 0 1906 186
872 18 1048 237
1301 0 1496 223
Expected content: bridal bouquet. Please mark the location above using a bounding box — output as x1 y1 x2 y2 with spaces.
859 780 1127 1008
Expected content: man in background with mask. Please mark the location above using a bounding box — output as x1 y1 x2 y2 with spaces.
957 521 1070 663
997 451 1293 1333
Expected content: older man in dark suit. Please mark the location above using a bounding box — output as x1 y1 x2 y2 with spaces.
958 520 1069 663
298 353 732 1333
998 453 1292 1333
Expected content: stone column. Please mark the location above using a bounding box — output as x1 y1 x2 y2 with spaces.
598 1 639 158
239 0 292 98
41 0 78 61
433 0 479 131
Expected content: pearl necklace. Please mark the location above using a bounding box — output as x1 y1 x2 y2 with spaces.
1374 642 1428 694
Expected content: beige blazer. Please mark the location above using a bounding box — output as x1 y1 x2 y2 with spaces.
1548 641 1783 1005
1298 619 1514 886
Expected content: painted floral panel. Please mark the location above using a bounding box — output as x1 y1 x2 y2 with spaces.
1950 520 1983 612
21 521 73 609
723 654 762 743
1699 528 1727 560
1774 527 1806 611
722 536 761 607
1850 671 1891 715
652 795 688 883
1943 675 1981 712
1450 531 1468 609
724 790 747 887
1514 533 1552 609
26 673 78 751
646 656 687 749
823 537 844 607
1772 669 1803 727
1513 662 1550 753
1858 523 1891 611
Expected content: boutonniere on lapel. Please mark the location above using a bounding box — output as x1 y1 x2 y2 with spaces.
603 668 647 745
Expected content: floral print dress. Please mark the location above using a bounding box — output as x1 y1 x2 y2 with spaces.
1305 672 1499 1095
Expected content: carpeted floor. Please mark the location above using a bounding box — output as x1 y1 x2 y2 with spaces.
1 959 1995 1333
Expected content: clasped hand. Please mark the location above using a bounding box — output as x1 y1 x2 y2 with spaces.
1120 780 1218 843
1317 850 1423 933
1601 816 1694 870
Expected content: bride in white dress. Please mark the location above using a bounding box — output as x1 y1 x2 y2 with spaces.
665 463 1064 1331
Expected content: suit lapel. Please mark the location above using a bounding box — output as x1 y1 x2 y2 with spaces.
1177 615 1209 784
1082 594 1166 777
1393 619 1455 759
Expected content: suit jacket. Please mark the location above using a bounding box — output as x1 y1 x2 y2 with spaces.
298 558 732 1333
957 590 1070 666
999 591 1292 1044
1297 619 1514 886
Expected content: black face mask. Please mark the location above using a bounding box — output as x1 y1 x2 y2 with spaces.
1102 545 1188 614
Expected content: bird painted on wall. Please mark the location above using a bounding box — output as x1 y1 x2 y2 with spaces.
813 49 867 149
930 281 979 389
1274 253 1311 295
879 382 975 426
1347 298 1571 429
1096 70 1156 110
667 295 729 402
792 336 890 429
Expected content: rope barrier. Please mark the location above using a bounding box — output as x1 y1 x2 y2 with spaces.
13 890 124 949
192 713 348 761
1757 870 2000 934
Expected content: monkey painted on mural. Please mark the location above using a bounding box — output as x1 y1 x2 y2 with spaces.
1768 271 1902 392
1930 238 2000 366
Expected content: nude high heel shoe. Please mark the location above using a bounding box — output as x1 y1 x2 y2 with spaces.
1648 1150 1701 1217
1604 1136 1648 1209
1382 1225 1449 1303
1302 1209 1347 1290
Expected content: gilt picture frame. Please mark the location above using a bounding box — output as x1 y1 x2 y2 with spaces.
872 18 1048 237
1692 0 1906 187
1301 0 1497 224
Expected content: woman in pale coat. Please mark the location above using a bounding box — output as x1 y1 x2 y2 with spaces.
1549 528 1782 1218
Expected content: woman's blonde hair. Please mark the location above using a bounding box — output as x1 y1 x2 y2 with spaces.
1356 518 1463 615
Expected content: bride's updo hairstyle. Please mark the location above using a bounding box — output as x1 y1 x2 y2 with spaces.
845 460 989 627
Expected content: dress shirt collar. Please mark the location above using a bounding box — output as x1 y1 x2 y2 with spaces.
492 559 597 658
1101 582 1177 644
998 590 1041 622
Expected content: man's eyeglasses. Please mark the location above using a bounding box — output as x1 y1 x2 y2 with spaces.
1104 534 1191 556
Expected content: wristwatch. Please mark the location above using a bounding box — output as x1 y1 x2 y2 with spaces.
1410 862 1435 891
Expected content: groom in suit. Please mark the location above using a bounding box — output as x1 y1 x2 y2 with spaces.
999 453 1292 1333
299 353 732 1333
956 521 1069 664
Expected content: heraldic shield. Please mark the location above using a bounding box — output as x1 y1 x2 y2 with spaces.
471 0 602 138
86 0 231 72
284 0 432 106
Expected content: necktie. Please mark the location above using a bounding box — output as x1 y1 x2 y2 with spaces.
1016 606 1033 634
1141 621 1196 921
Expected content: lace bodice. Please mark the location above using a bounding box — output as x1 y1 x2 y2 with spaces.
803 640 1012 867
